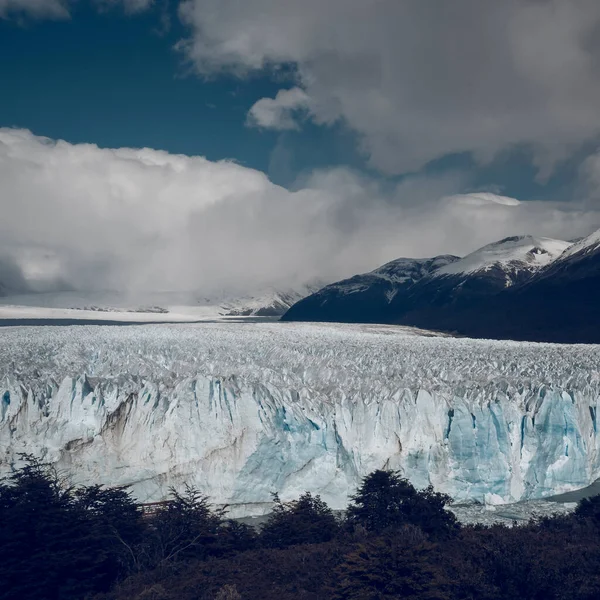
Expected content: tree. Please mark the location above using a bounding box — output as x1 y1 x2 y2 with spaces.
333 533 450 600
73 484 144 578
217 519 258 554
345 470 457 536
139 484 225 566
575 493 600 524
260 491 340 548
0 455 137 599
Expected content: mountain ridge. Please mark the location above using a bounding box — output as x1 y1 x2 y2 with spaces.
283 231 600 343
282 255 460 324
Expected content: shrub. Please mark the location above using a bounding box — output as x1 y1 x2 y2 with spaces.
260 491 340 548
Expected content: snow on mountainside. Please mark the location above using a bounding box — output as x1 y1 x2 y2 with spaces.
383 237 571 334
365 255 459 285
435 235 571 279
283 234 572 326
303 256 458 296
2 321 600 516
386 234 578 337
281 255 459 322
445 226 600 343
557 228 600 260
217 284 325 316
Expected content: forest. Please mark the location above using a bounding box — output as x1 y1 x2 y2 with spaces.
2 457 600 600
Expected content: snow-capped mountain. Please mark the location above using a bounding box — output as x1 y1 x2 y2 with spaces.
282 255 459 323
283 235 571 330
451 227 600 342
2 321 600 515
434 235 571 281
211 284 325 317
390 235 572 331
560 229 600 261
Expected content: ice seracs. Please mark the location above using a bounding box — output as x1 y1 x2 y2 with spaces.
2 321 600 517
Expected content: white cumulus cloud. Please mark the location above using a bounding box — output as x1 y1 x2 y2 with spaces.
247 87 311 130
1 129 599 296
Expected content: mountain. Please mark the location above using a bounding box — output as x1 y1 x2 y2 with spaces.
432 234 570 280
281 255 459 323
210 284 325 317
450 229 600 342
392 235 572 332
284 229 600 342
283 235 571 329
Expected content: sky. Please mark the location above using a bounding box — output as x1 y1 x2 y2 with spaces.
2 0 600 295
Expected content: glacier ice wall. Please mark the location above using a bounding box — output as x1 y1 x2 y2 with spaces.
1 322 600 516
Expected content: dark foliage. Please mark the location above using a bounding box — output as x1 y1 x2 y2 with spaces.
346 469 458 537
134 485 226 568
104 541 346 600
575 492 600 523
217 519 258 555
260 491 340 548
5 461 600 600
333 529 451 600
0 455 143 600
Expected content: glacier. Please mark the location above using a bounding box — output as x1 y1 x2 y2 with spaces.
1 321 600 517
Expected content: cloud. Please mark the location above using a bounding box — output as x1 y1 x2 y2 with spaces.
123 0 154 11
94 0 154 14
1 129 599 296
247 87 310 130
0 0 154 20
0 0 71 19
178 0 600 178
0 255 29 294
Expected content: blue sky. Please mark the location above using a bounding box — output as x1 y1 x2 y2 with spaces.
0 2 364 187
0 1 590 198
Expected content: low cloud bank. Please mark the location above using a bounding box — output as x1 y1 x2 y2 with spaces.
1 128 598 296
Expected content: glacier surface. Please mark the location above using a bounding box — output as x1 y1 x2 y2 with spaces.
1 322 600 517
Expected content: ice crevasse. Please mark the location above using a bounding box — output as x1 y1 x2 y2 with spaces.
1 322 599 517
